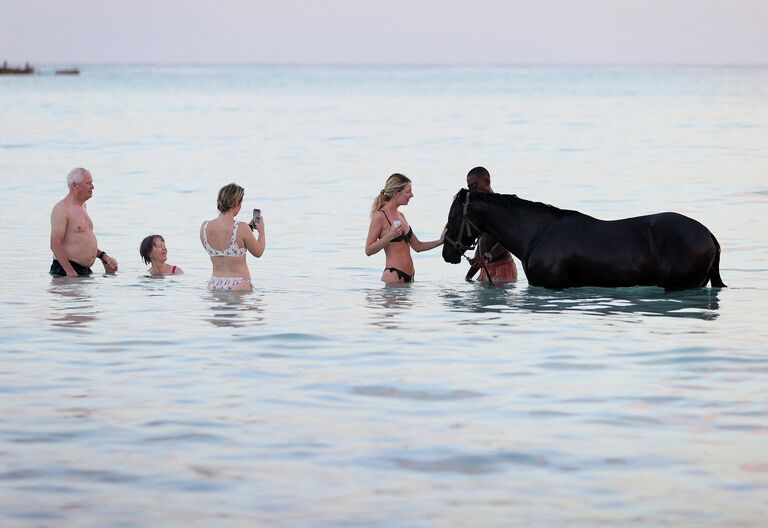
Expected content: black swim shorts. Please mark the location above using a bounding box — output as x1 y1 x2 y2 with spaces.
50 259 93 277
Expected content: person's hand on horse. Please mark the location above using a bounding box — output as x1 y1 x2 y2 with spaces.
440 224 448 242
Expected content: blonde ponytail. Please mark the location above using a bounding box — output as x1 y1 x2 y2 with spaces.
370 173 411 216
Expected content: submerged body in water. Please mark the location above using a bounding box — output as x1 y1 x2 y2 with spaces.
444 188 725 290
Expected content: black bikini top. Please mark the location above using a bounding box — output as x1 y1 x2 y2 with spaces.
381 211 413 243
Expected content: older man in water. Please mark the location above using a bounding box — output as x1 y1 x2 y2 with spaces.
465 166 518 283
49 168 118 276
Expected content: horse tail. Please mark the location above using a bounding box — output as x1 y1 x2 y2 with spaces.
708 232 726 288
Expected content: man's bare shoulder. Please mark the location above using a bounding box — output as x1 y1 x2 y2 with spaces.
52 196 68 211
53 196 87 213
51 197 71 219
52 196 89 225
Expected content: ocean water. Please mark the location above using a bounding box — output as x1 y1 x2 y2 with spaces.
0 65 766 526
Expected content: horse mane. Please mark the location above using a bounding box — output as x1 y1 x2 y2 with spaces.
477 192 572 218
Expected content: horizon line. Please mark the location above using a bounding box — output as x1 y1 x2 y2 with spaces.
5 60 768 68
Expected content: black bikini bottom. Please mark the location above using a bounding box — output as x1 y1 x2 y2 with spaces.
384 267 414 283
50 259 93 277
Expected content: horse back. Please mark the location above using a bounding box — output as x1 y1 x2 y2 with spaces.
525 211 718 289
644 212 715 256
645 212 720 288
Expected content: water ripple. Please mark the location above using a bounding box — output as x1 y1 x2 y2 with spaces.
0 468 139 483
353 385 484 401
143 432 225 443
388 452 548 474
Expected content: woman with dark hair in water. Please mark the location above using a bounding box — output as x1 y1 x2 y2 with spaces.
140 234 183 275
365 173 446 284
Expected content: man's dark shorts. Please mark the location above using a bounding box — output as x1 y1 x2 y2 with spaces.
50 259 93 277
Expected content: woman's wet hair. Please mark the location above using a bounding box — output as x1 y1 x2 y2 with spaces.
139 234 164 265
217 183 245 213
370 173 411 216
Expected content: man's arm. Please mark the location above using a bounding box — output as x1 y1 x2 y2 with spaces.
465 245 481 281
98 250 118 273
466 233 499 281
489 242 511 261
50 204 77 277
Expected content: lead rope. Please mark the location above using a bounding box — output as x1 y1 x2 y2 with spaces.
480 243 506 286
482 261 493 286
456 252 493 286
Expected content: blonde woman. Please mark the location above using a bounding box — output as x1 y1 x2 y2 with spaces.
200 183 265 291
365 173 446 283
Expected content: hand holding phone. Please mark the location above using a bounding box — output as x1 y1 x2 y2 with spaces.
249 208 261 230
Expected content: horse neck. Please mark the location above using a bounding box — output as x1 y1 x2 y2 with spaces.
472 195 555 259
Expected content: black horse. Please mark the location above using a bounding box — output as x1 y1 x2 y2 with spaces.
443 189 726 290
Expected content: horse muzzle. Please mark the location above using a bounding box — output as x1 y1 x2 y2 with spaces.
442 245 462 264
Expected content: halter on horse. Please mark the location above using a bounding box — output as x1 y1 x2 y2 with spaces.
444 191 493 284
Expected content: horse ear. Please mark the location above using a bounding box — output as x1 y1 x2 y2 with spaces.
457 188 467 200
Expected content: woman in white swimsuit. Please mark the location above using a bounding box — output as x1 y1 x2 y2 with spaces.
200 183 265 291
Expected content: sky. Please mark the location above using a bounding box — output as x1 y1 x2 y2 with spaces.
2 0 766 65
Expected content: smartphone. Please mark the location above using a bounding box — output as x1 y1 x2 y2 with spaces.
252 208 261 225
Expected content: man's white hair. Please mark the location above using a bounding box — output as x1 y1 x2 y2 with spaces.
67 167 89 187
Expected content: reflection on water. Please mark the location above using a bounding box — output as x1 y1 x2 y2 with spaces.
47 278 98 329
134 274 188 296
364 286 415 330
203 291 264 328
4 65 765 527
441 284 720 320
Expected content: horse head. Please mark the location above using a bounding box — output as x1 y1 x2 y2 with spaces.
443 188 482 264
